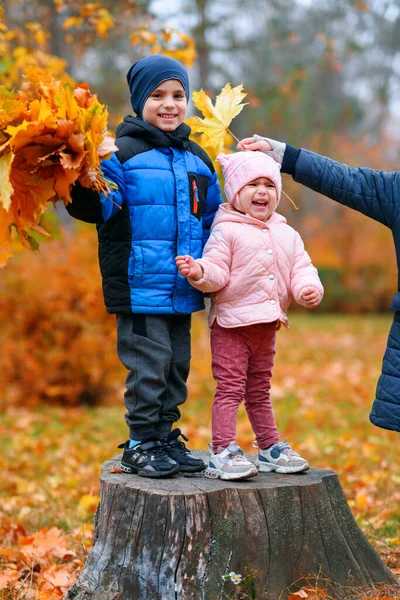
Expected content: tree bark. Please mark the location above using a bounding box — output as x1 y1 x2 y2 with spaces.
66 451 398 600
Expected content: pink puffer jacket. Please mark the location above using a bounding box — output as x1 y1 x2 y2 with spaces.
189 204 323 328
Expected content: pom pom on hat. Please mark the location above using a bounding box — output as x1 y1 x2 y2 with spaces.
216 151 282 211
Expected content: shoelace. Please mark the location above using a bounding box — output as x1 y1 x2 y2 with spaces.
172 439 190 454
275 441 301 458
144 445 170 460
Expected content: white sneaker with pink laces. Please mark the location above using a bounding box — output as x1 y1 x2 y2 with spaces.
205 442 258 481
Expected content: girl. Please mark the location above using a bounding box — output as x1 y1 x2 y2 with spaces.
176 151 323 480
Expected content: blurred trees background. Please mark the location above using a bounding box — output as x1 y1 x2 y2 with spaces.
2 0 400 406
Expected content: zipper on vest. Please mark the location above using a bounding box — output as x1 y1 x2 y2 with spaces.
192 180 199 214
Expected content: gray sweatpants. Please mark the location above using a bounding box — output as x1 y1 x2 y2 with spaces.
116 313 191 441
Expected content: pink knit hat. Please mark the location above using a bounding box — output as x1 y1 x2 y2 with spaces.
216 151 282 211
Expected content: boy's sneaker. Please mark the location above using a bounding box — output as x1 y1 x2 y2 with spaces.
205 443 258 481
118 435 180 478
256 440 309 474
164 429 206 473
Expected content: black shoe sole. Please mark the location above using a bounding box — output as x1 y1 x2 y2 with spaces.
120 462 181 478
178 464 206 473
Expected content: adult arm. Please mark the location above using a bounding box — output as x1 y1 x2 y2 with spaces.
238 136 400 228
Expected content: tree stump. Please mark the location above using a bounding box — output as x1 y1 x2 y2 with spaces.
66 451 398 600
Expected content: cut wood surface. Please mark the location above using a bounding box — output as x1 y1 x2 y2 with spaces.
66 451 398 600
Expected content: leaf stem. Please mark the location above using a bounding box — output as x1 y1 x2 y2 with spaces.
227 127 240 144
281 189 299 210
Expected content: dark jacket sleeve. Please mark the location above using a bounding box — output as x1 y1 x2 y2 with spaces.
282 144 400 228
66 182 104 224
66 153 126 224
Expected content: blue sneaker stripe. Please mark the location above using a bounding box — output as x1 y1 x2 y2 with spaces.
258 455 270 463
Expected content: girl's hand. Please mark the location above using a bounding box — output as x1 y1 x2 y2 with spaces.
175 255 204 280
300 287 321 308
237 137 272 152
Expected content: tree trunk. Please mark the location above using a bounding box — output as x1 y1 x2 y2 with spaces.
66 451 398 600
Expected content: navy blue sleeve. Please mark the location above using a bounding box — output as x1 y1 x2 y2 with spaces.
283 145 400 228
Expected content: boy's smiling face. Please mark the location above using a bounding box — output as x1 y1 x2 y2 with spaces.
142 79 187 131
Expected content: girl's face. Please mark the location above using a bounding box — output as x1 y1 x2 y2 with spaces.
237 177 278 220
142 79 187 131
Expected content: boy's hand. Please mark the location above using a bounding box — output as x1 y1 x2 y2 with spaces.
300 287 321 308
237 135 286 165
77 167 98 188
175 255 204 281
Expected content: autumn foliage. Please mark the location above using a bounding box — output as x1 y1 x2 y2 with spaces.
0 67 117 267
0 226 123 409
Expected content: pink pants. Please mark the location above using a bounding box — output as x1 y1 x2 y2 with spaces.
211 321 280 452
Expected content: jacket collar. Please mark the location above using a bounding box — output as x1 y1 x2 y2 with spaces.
212 203 287 229
116 115 191 150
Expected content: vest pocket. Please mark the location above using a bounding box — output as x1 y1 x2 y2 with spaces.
188 174 208 220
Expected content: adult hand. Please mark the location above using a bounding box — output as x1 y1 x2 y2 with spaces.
175 255 204 281
237 137 272 152
300 287 322 309
237 135 286 165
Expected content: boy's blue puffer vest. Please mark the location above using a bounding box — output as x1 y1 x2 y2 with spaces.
282 144 400 433
67 117 222 315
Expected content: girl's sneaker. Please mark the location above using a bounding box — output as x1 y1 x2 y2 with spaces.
205 443 258 481
256 440 309 474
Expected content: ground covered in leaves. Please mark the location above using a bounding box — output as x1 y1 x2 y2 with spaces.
1 313 400 599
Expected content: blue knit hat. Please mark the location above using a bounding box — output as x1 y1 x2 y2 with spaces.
126 55 190 117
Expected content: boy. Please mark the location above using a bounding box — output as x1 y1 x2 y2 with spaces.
67 55 222 477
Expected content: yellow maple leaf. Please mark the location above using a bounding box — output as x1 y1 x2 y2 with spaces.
186 83 247 157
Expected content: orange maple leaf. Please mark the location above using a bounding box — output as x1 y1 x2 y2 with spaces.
19 527 75 562
0 568 20 590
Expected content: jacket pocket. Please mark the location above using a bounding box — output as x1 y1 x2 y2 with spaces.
390 292 400 311
188 173 208 221
129 246 143 287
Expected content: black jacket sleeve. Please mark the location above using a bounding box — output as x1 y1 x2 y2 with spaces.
65 182 104 224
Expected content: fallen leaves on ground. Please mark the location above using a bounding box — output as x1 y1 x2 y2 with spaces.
1 313 400 597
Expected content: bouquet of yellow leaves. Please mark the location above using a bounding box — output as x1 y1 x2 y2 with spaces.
0 66 117 267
